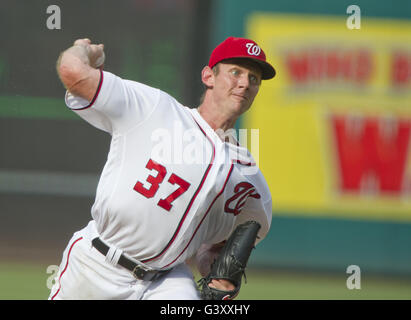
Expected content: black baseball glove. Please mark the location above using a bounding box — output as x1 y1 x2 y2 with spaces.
198 220 261 300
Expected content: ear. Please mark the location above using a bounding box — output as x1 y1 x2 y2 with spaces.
201 66 215 88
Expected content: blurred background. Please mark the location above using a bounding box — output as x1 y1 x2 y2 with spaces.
1 0 411 299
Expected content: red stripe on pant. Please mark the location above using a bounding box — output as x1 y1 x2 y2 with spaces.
51 237 83 300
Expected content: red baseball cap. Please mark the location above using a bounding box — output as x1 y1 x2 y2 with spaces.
208 36 276 80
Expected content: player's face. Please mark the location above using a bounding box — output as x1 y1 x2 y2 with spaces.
212 59 262 115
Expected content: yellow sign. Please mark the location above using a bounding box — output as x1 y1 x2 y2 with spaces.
244 14 411 222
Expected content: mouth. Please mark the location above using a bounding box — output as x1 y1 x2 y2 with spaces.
232 93 248 101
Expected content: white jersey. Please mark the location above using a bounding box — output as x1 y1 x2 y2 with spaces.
65 70 272 270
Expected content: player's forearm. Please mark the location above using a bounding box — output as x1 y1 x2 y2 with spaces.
56 45 93 91
56 39 103 101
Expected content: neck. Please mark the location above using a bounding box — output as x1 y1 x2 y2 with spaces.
197 103 239 132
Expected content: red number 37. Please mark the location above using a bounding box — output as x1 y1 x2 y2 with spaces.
133 159 191 212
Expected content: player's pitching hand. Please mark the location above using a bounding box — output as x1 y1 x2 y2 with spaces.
73 38 105 69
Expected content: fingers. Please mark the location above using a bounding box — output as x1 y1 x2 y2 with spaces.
71 38 106 69
73 38 89 46
73 38 104 48
208 279 236 291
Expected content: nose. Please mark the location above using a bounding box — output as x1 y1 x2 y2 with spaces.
237 74 250 89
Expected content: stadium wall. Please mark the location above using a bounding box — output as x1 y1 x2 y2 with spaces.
211 0 411 276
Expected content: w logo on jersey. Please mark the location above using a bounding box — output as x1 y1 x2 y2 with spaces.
225 182 261 216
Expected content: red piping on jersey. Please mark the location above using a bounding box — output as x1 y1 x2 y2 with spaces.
51 237 83 300
232 159 256 166
141 117 215 264
74 69 104 110
161 163 235 269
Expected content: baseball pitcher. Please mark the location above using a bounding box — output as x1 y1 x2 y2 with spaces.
49 36 275 300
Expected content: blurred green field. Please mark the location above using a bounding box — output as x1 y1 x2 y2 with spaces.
236 270 411 300
1 262 410 300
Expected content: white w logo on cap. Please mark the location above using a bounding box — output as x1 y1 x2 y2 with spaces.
245 43 261 56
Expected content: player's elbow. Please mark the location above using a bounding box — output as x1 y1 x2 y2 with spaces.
57 60 84 89
56 54 101 101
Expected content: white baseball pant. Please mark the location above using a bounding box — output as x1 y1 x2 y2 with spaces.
49 223 200 300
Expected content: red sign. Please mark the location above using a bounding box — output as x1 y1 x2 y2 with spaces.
286 48 373 84
332 115 411 195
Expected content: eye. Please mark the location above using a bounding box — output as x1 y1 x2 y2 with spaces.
249 74 260 85
231 69 240 76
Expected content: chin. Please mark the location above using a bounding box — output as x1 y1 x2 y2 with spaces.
229 99 249 112
238 102 252 114
228 104 245 116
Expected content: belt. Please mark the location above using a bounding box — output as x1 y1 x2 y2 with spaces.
91 237 169 281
